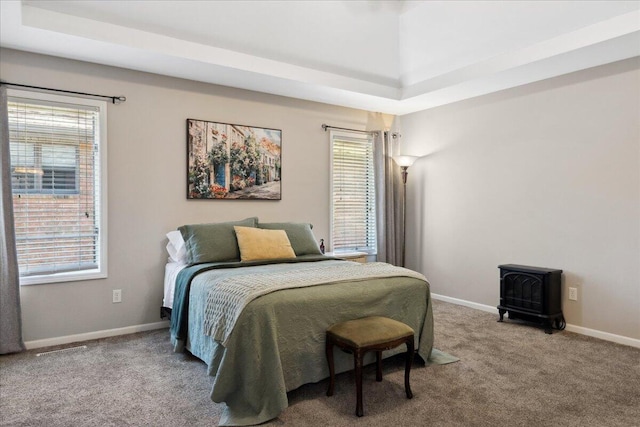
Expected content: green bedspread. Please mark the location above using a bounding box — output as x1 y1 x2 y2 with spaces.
170 258 434 426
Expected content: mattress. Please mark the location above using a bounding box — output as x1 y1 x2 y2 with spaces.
163 261 186 309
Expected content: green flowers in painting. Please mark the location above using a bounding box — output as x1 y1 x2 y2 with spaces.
209 142 228 168
189 153 212 198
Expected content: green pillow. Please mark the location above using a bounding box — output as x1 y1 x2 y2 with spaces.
258 222 322 256
179 217 258 264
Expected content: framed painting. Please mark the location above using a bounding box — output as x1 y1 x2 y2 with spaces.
187 119 282 200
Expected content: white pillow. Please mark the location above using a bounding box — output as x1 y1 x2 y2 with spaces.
166 230 187 263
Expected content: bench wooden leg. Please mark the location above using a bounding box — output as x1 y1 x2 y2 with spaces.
326 317 415 418
326 336 335 397
405 337 414 399
354 348 364 417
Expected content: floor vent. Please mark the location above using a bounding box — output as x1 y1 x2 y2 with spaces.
36 345 88 357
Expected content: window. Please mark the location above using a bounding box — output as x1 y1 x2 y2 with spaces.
330 131 377 254
7 90 108 284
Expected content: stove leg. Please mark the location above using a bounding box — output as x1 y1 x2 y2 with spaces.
544 320 553 334
498 309 506 322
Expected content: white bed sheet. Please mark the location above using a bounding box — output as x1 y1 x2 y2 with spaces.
163 261 187 309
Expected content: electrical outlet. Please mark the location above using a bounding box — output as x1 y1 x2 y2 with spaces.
568 287 578 301
112 289 122 303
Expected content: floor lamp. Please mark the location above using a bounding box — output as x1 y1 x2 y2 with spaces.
392 155 418 268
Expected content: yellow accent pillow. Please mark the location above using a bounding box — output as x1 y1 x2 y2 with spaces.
234 226 296 261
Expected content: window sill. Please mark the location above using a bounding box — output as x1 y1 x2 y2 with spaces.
19 269 107 286
326 251 369 263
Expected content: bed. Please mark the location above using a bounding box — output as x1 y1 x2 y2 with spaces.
165 218 434 426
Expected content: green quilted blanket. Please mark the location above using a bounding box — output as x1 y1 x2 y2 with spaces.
170 258 434 426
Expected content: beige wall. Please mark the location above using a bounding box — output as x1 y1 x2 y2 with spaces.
0 48 387 342
401 58 640 341
4 48 638 344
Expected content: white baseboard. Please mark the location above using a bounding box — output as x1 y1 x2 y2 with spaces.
432 293 497 314
561 324 640 349
431 293 640 349
24 296 640 351
24 320 170 350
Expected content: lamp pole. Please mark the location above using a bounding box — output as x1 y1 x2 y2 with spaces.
400 166 409 268
392 155 418 268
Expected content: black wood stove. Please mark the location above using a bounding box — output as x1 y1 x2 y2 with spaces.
497 264 565 334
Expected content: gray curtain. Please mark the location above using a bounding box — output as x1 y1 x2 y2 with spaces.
374 131 404 266
0 85 25 354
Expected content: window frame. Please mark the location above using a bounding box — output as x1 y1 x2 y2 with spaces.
329 130 377 255
8 89 109 285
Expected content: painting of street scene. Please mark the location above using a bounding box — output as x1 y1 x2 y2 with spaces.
187 119 281 200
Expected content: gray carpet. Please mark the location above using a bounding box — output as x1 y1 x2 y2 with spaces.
1 300 638 426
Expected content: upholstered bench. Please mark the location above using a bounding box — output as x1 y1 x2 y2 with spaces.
325 316 415 417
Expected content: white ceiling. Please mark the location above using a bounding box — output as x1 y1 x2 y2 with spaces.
1 0 639 115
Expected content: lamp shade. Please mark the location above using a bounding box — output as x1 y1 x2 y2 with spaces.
392 155 419 168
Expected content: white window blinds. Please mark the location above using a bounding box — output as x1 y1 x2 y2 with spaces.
331 132 377 253
7 92 107 283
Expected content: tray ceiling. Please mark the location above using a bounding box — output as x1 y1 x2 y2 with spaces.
1 1 638 115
